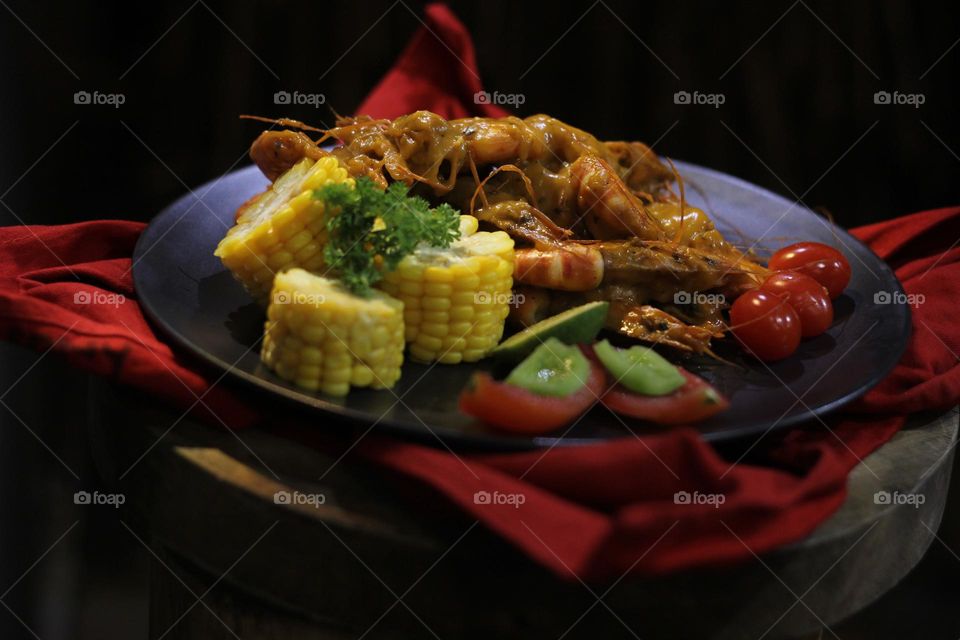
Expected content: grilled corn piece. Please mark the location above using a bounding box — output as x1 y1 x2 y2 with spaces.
262 269 404 395
215 157 354 303
381 225 515 364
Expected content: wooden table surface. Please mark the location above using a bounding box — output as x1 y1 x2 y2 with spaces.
88 380 958 640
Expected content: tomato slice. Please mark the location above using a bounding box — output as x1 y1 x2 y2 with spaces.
601 369 729 425
459 360 605 434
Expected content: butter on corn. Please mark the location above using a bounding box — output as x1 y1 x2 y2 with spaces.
381 221 514 364
215 157 354 303
261 269 404 396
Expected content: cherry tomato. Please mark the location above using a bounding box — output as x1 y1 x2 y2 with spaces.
601 369 729 424
729 290 801 361
768 242 851 299
458 360 605 434
759 271 833 337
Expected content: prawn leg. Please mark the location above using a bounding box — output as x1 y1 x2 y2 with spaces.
617 305 720 354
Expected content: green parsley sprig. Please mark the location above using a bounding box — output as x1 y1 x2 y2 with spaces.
316 178 460 295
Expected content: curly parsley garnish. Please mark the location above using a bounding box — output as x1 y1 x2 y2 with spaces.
316 178 460 295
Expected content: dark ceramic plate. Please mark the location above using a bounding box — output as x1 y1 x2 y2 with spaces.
132 162 910 450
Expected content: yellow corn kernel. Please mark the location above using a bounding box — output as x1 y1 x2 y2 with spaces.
458 215 479 238
422 297 451 311
421 310 449 324
261 269 404 395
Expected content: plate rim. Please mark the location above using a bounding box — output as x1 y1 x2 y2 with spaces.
132 162 912 450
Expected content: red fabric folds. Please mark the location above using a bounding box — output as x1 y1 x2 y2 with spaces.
356 3 509 120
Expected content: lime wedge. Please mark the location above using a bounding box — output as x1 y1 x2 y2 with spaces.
491 301 609 364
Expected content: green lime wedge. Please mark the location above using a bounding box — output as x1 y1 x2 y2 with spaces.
491 301 609 364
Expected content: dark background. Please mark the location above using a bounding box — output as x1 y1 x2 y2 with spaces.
0 0 957 230
0 1 959 638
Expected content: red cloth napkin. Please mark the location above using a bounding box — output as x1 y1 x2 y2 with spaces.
356 4 509 120
1 3 958 581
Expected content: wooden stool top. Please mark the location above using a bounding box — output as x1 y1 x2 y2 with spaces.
89 381 958 640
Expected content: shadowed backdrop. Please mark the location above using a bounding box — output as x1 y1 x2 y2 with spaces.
0 0 956 230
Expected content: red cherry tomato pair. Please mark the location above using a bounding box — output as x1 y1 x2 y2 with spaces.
730 242 850 362
768 242 851 299
761 271 833 338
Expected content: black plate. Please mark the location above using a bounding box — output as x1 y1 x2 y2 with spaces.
132 162 910 450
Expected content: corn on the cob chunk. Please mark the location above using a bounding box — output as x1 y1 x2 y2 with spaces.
262 269 404 395
380 225 515 364
215 157 354 303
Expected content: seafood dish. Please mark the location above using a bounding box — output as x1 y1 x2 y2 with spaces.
213 111 851 434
